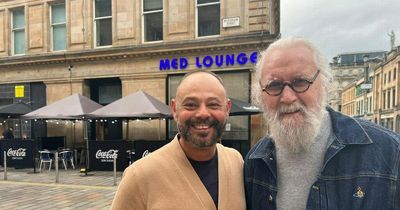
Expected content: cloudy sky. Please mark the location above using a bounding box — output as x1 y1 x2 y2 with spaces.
280 0 400 61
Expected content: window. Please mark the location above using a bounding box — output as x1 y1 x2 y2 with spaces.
388 71 391 82
384 73 386 84
383 92 386 109
94 0 112 46
51 4 66 51
369 97 372 113
168 71 250 141
394 68 397 80
143 0 163 42
376 74 380 86
197 0 220 37
387 118 393 130
12 8 25 55
360 100 363 114
393 88 396 107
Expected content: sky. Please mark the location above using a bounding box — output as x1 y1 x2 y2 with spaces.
280 0 400 61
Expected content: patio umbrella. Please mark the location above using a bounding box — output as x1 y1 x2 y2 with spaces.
89 90 171 119
229 98 262 116
22 94 103 159
89 90 172 140
0 103 32 118
23 94 103 119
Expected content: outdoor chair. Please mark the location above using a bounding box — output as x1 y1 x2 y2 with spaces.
38 150 52 172
127 150 136 165
59 150 75 170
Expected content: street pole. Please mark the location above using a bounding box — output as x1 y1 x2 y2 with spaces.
55 152 59 183
363 56 369 119
3 151 7 180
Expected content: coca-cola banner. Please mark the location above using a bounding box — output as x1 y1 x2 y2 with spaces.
88 140 129 171
133 140 167 162
0 140 36 168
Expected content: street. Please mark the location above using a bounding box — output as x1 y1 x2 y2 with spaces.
0 168 121 209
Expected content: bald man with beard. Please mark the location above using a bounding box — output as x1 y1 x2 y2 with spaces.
111 71 246 210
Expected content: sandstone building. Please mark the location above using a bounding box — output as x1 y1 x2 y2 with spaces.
0 0 280 155
341 47 400 132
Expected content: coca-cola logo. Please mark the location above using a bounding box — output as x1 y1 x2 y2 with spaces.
95 149 118 159
7 148 26 157
142 150 151 158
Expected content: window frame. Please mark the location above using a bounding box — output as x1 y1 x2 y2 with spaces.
50 3 67 51
383 92 386 109
394 68 397 80
93 0 112 47
11 8 26 55
384 73 386 84
392 88 396 107
166 70 251 141
196 0 220 38
142 0 163 43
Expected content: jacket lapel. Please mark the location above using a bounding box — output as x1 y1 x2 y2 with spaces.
169 137 217 210
216 144 229 209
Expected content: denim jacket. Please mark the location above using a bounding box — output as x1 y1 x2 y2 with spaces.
244 108 400 210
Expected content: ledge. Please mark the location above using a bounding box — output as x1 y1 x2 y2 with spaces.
0 32 277 67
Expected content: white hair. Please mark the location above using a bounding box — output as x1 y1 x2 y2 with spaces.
252 37 332 107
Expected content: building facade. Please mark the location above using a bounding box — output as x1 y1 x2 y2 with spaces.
329 51 385 112
341 81 356 116
0 0 280 152
341 46 400 132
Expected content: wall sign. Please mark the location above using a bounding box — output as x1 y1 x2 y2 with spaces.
222 17 240 28
88 140 129 171
0 140 36 169
159 51 258 71
133 140 166 162
15 85 24 98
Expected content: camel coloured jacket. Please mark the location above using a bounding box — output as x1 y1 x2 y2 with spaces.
111 136 246 210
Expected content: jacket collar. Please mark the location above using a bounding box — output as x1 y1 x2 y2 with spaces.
327 107 373 145
249 107 373 160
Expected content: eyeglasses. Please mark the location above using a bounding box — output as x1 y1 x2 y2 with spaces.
261 70 320 96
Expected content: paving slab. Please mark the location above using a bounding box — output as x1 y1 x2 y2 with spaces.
0 167 122 209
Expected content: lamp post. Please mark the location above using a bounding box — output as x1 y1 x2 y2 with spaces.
363 55 369 119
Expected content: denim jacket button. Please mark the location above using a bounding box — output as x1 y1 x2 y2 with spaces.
312 185 320 191
269 157 273 161
268 195 273 202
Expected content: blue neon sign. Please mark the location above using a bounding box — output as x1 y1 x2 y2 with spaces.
159 51 258 71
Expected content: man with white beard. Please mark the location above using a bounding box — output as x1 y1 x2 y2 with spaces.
244 37 400 210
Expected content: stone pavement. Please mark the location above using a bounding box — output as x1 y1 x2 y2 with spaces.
0 167 123 210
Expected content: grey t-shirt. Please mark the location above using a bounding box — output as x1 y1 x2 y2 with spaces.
275 111 333 210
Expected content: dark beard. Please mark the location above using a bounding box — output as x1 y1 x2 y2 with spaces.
177 117 225 148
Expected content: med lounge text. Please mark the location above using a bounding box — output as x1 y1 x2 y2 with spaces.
159 51 258 71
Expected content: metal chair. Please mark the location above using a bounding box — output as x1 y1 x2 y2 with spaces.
59 150 75 170
128 150 136 165
38 150 52 172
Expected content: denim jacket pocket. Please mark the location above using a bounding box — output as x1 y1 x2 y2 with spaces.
246 178 277 210
323 176 396 210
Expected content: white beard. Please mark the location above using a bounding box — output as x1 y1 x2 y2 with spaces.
264 102 325 153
